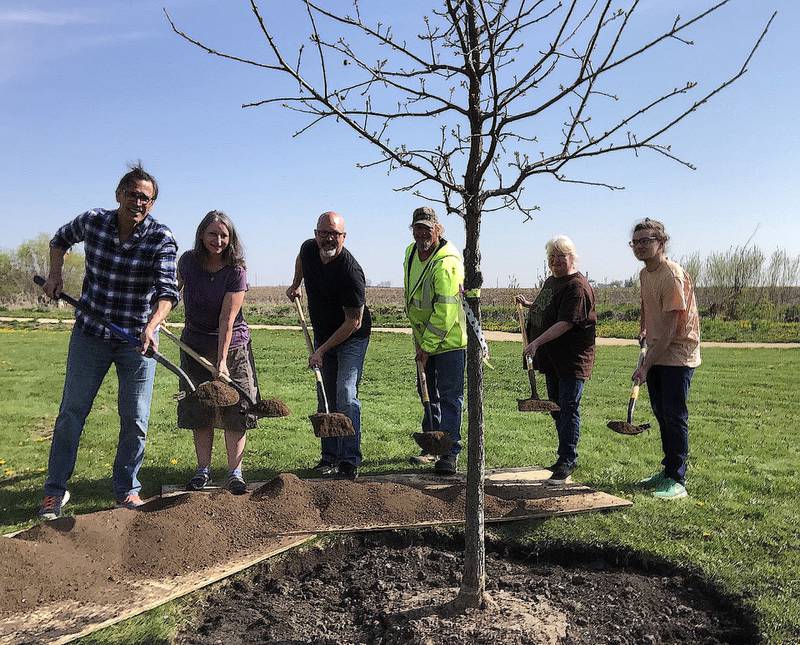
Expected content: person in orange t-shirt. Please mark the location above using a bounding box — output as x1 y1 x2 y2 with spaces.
630 218 700 500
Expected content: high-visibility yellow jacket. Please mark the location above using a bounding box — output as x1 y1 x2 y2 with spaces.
403 240 467 355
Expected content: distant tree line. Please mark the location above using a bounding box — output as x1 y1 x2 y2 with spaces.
0 234 84 305
2 235 798 322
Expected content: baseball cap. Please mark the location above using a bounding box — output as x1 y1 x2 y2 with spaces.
411 206 437 228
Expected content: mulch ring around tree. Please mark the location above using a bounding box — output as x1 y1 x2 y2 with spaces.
177 531 760 645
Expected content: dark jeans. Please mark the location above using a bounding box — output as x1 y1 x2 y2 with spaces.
646 365 695 485
44 328 156 499
544 373 585 468
317 335 369 467
417 349 466 456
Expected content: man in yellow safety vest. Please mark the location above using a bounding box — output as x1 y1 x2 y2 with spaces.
403 206 467 475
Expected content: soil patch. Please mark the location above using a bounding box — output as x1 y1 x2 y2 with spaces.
1 475 534 617
177 532 759 644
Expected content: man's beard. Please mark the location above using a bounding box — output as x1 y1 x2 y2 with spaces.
321 247 337 258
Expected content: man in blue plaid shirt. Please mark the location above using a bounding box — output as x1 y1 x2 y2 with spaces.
37 164 179 519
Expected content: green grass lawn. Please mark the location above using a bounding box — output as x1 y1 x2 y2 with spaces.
1 328 798 643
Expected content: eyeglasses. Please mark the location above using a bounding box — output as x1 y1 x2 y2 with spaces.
315 229 344 240
629 236 659 247
124 190 155 204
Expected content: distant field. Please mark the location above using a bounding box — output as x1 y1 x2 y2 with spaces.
5 286 799 343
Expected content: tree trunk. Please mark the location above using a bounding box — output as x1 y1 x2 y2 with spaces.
453 202 491 610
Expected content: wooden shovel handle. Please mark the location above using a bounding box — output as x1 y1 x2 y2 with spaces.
416 359 430 405
291 297 331 414
292 296 316 358
516 301 529 347
159 325 230 383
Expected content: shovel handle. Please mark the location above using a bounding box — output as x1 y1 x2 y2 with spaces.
292 296 331 414
416 359 434 432
292 297 316 357
33 275 196 394
158 324 257 407
516 302 529 347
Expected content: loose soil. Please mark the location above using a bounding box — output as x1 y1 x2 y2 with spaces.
253 398 290 418
0 475 535 617
195 380 240 407
309 412 355 437
177 532 759 644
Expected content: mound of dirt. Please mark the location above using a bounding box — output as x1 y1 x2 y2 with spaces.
0 474 518 617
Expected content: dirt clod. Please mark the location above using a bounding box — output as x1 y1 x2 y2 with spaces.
607 420 651 435
412 431 453 456
309 412 354 437
195 381 239 407
518 398 560 412
251 398 290 418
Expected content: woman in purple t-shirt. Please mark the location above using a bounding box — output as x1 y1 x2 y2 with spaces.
176 210 259 494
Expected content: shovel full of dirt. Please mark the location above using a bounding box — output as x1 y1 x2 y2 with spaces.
33 275 216 403
607 340 651 435
412 358 453 456
158 325 290 418
292 296 355 438
515 301 560 413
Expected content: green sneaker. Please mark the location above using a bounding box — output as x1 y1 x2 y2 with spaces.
637 471 666 489
652 478 687 500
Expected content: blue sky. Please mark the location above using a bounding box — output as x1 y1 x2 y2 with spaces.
1 1 797 287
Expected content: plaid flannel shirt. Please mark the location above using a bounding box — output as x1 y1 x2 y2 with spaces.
51 208 179 340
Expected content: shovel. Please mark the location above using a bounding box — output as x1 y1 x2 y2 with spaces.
607 340 651 435
34 275 201 402
515 302 560 413
412 358 453 456
291 296 355 438
158 324 290 418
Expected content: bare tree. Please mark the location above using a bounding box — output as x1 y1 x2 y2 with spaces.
167 0 774 610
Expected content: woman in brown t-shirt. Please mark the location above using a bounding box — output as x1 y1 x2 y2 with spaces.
516 235 596 482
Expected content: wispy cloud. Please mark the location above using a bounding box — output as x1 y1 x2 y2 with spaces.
0 9 96 27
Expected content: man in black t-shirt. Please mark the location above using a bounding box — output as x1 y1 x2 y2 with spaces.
287 211 371 479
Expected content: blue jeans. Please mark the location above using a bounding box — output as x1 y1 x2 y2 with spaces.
545 373 585 468
418 349 465 457
44 328 156 499
317 335 369 466
646 365 695 485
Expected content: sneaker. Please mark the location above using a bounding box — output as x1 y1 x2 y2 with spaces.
653 478 688 500
548 462 576 483
37 490 70 521
337 461 358 481
186 471 212 491
115 494 145 510
311 460 336 476
226 474 248 495
409 452 437 465
544 461 562 472
434 455 457 476
637 471 667 489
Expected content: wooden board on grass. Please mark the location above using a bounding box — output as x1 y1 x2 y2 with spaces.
0 534 316 645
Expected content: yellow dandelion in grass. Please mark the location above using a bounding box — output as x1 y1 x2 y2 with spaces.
0 459 5 465
3 468 14 477
170 458 178 465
